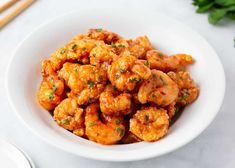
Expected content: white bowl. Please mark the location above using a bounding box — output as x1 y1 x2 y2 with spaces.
6 9 225 161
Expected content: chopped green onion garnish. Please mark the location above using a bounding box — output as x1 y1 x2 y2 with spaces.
115 127 125 136
61 118 69 125
88 122 96 127
71 44 77 50
117 67 125 73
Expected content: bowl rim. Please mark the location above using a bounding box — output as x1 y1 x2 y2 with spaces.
5 8 226 162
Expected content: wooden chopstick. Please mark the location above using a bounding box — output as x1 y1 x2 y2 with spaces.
0 0 18 13
0 0 34 29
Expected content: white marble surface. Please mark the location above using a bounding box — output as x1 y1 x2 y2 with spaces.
0 0 235 167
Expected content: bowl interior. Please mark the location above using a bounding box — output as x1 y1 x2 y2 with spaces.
6 9 225 161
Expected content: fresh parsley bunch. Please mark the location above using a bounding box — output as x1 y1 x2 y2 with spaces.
193 0 235 24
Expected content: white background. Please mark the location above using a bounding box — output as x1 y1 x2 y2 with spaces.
0 0 235 167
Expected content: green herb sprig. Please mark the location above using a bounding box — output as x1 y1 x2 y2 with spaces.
193 0 235 25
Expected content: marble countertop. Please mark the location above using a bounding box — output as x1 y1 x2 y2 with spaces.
0 0 235 167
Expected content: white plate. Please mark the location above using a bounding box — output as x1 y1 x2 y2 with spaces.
6 9 225 161
0 139 32 168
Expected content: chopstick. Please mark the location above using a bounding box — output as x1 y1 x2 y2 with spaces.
0 0 35 29
0 0 18 13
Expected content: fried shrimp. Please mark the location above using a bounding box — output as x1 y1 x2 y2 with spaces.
89 43 118 69
130 107 169 141
167 71 199 106
85 103 125 144
53 98 85 137
128 36 152 59
37 75 64 110
66 38 98 64
146 50 193 72
58 62 80 84
87 28 122 44
99 84 132 116
66 65 107 105
138 70 179 107
108 54 151 91
37 28 200 145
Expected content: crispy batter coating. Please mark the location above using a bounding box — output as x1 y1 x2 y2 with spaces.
85 103 125 145
100 84 132 116
53 98 85 137
138 70 179 107
167 71 199 106
37 28 199 145
146 50 193 72
130 107 169 142
37 75 64 110
108 54 151 91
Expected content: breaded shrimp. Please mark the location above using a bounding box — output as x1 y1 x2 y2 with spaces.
66 65 107 105
85 103 125 144
128 36 152 59
167 71 199 106
41 47 67 77
108 54 151 91
37 75 64 110
53 98 85 137
130 107 169 141
146 50 193 72
89 43 118 69
87 28 121 44
58 62 80 84
138 70 179 107
99 84 132 116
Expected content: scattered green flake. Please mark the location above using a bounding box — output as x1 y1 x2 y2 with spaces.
130 77 138 83
111 42 117 48
117 44 125 48
117 67 125 73
98 75 102 82
71 44 77 50
146 60 150 66
88 81 95 88
61 118 69 125
115 74 120 79
88 121 96 127
48 93 54 100
160 75 168 85
180 91 190 101
82 47 86 51
115 127 125 137
60 49 66 54
52 84 57 93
